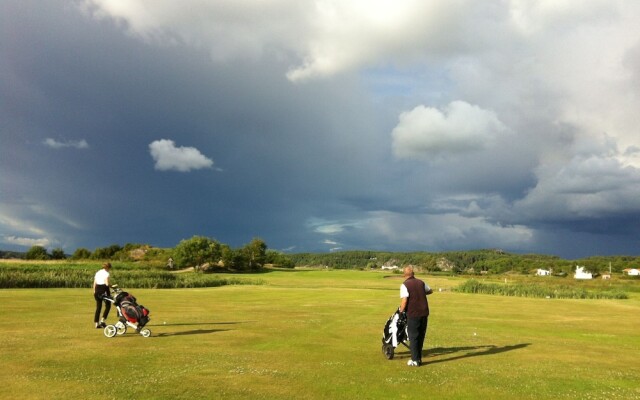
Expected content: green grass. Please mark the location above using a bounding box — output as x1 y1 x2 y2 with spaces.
1 270 639 399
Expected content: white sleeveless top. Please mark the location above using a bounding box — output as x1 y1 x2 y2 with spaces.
94 269 110 285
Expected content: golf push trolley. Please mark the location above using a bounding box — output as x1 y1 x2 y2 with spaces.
381 308 409 359
101 285 151 338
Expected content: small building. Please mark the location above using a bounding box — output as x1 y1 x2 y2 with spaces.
536 269 551 276
602 274 611 280
623 268 640 276
381 265 398 270
574 266 593 280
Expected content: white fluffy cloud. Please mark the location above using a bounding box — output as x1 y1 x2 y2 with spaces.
81 0 305 66
43 138 89 149
2 235 50 248
391 101 507 159
149 139 213 172
79 0 507 81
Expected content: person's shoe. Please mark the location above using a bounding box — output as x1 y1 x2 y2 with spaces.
95 323 101 329
99 321 107 328
407 360 419 367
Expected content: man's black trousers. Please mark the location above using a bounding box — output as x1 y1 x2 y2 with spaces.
407 316 428 363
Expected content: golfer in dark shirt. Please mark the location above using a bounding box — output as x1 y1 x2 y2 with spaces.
399 266 433 366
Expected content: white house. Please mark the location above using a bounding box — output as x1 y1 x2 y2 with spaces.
574 266 593 280
623 268 640 276
536 269 551 276
381 265 398 270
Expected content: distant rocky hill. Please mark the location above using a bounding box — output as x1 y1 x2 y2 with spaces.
0 250 26 259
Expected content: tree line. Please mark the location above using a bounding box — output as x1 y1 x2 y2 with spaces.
11 236 294 272
5 245 639 275
288 249 640 275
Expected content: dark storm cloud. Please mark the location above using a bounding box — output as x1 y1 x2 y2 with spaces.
3 1 640 258
1 0 392 253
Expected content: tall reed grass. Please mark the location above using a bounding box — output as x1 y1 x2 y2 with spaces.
454 279 628 299
0 262 262 289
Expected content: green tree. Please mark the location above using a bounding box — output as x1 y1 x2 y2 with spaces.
50 248 66 260
25 245 49 260
91 244 122 260
173 236 222 268
71 248 92 259
239 238 267 271
220 244 242 270
265 250 295 269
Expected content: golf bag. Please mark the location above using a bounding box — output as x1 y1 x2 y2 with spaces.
114 291 150 328
381 308 409 359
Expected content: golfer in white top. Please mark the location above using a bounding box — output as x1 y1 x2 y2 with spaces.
93 262 112 328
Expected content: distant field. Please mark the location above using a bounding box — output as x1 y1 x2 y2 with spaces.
1 270 639 399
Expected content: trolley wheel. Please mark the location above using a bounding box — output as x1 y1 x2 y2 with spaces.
115 321 127 335
382 343 395 360
140 328 151 338
103 325 117 338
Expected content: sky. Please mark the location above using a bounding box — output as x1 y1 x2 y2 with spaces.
2 0 640 259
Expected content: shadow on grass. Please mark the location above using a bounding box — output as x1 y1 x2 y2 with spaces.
148 321 249 327
145 321 250 337
397 343 531 364
155 329 231 337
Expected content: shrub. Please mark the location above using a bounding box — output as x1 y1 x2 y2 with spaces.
91 244 122 260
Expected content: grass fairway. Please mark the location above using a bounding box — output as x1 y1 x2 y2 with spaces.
1 270 639 399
